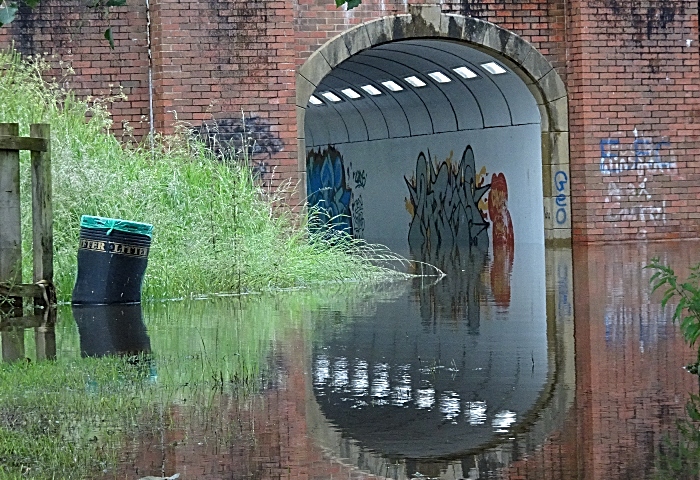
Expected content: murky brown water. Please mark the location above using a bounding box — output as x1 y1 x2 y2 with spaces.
4 241 700 479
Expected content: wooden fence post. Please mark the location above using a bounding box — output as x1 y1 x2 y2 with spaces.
31 123 53 307
0 123 22 318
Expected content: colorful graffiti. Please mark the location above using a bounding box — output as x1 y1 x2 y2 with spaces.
405 146 491 259
306 146 353 234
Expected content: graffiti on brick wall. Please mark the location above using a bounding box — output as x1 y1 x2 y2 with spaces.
405 146 491 259
599 130 676 175
604 178 667 237
192 116 284 182
306 146 353 235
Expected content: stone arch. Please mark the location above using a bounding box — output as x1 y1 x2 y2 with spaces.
296 5 570 243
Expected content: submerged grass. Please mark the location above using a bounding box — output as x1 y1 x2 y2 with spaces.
0 49 408 303
0 284 408 479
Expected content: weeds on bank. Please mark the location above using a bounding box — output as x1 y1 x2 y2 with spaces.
647 258 700 478
0 48 408 303
647 258 700 372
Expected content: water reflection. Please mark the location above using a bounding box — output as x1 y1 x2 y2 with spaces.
73 304 151 358
28 241 700 480
0 309 56 362
308 242 568 477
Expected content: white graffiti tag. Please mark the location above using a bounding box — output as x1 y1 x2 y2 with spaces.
604 178 667 236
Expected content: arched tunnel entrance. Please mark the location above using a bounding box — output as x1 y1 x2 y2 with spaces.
297 10 570 255
295 12 576 475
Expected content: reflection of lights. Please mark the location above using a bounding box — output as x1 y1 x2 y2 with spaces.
314 355 330 386
332 357 348 390
371 363 390 405
416 388 435 409
352 360 368 396
440 391 461 423
391 364 412 407
465 401 487 425
492 410 517 432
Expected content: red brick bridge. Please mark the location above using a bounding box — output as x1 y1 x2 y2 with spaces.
2 0 698 244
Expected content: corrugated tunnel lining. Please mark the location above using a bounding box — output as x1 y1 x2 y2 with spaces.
305 39 541 147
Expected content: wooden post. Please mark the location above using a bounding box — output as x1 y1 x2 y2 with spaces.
0 123 22 319
30 123 53 307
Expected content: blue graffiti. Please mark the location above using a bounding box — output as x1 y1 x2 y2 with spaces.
306 146 353 234
554 170 568 225
599 136 675 174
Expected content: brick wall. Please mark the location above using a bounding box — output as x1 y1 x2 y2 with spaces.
147 0 299 190
0 0 151 140
565 0 700 242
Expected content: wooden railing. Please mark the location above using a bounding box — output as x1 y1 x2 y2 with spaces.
0 123 55 360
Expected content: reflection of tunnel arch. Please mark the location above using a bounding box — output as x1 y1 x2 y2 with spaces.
304 247 576 479
297 6 569 247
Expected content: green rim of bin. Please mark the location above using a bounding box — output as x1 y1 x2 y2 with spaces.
80 215 154 238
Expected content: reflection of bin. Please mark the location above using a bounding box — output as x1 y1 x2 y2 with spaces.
71 215 153 305
73 303 151 357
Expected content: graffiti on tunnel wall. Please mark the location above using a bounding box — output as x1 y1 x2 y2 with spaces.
306 146 353 234
404 146 491 258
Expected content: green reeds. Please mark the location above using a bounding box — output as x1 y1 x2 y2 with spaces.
0 49 408 303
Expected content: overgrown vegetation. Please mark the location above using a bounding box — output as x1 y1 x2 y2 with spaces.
647 258 700 372
647 258 700 478
0 49 406 303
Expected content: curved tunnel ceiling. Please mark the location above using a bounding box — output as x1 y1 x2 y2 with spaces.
305 39 541 148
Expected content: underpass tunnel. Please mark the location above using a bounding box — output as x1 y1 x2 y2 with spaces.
304 38 545 257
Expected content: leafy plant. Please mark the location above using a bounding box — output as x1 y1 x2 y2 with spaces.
647 257 700 372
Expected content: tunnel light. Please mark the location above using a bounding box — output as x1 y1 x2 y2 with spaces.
427 71 451 83
321 91 342 102
381 80 404 92
404 76 426 88
308 95 323 105
453 66 478 79
341 88 361 99
361 84 382 96
481 62 507 75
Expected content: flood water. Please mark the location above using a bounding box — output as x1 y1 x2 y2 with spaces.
4 241 700 479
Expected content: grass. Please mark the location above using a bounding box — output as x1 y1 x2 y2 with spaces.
0 49 409 303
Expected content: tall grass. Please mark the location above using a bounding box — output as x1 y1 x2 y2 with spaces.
0 49 406 302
